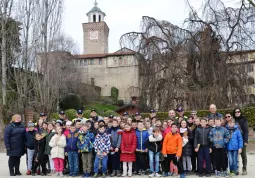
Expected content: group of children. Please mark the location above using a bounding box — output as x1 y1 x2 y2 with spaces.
23 109 244 178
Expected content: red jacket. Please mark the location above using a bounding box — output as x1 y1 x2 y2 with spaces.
120 129 137 162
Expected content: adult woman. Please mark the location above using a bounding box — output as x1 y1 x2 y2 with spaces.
233 108 249 175
4 114 26 176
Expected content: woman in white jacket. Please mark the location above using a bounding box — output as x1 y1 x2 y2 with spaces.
49 126 66 177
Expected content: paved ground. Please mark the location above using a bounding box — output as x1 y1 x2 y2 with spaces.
0 152 255 178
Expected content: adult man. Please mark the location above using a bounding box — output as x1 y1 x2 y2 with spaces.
168 110 176 119
59 111 66 122
72 110 87 123
39 112 47 121
149 109 157 120
135 112 142 121
175 106 188 126
90 109 99 122
207 104 223 119
122 112 129 120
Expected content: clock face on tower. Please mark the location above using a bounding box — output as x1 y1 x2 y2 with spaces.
90 31 98 40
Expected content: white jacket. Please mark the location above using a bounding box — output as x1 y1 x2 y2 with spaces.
49 134 66 159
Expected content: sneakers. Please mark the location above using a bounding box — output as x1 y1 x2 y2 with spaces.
111 170 116 177
206 173 211 177
15 171 22 176
54 172 59 176
94 173 98 177
215 171 220 178
155 173 162 177
163 172 168 177
59 172 64 177
102 173 106 178
199 173 204 177
26 170 31 175
180 173 186 178
117 170 122 177
222 171 229 177
242 169 247 175
149 173 155 177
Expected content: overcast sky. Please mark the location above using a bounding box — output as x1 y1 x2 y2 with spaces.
62 0 234 54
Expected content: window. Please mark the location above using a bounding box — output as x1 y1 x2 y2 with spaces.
84 60 87 65
99 15 101 22
124 58 127 65
99 58 102 65
119 57 123 65
90 59 94 65
93 14 96 22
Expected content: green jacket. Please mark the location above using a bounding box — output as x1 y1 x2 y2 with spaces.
44 130 55 155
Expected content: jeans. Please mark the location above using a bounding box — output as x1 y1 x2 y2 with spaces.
94 155 108 174
149 151 160 173
228 150 238 173
198 146 211 174
27 148 34 171
68 151 79 175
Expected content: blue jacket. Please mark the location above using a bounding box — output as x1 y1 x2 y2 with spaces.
77 131 95 152
25 130 36 149
4 122 26 157
66 130 79 152
136 129 149 151
108 127 122 148
226 125 243 151
209 126 230 148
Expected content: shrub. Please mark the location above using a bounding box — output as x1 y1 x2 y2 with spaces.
111 87 119 103
104 110 119 117
83 110 91 119
50 113 59 120
65 109 77 120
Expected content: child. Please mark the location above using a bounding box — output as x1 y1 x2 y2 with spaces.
145 121 153 135
179 120 193 175
226 118 243 176
135 121 149 175
93 125 111 178
120 123 137 177
32 132 47 176
127 118 132 125
77 123 95 177
163 118 174 137
209 118 230 178
109 119 122 177
146 127 163 177
66 123 79 177
44 122 55 175
194 118 211 177
162 123 185 178
49 126 67 177
25 122 36 175
131 120 137 130
64 121 72 136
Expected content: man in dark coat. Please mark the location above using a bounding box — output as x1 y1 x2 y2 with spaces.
4 114 26 176
233 108 249 175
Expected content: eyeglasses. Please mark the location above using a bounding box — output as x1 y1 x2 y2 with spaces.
225 116 231 118
235 111 241 113
191 114 196 115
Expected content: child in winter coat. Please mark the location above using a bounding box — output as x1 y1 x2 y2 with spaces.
209 118 230 177
162 123 185 178
194 118 212 177
49 126 66 177
146 127 163 177
32 132 47 176
109 119 122 177
226 118 243 176
44 122 55 175
93 125 111 178
180 120 193 175
135 121 149 175
77 123 95 177
25 122 36 175
120 123 137 177
66 123 79 177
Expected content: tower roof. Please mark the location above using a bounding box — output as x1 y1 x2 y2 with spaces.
87 0 106 16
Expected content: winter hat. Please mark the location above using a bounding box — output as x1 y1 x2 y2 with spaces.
28 122 35 127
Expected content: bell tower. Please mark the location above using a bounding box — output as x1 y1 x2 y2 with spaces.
83 0 109 54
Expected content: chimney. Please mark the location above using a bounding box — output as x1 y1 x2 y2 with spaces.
131 96 138 105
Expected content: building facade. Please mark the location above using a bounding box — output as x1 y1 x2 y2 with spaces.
74 1 139 102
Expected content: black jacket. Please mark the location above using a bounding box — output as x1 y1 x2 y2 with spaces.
145 134 163 153
180 128 193 156
34 137 46 160
194 126 211 148
233 114 249 143
25 130 36 149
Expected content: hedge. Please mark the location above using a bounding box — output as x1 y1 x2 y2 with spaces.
141 107 255 127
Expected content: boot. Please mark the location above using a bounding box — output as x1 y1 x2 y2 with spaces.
117 170 122 177
242 168 247 175
111 170 116 177
26 170 31 175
